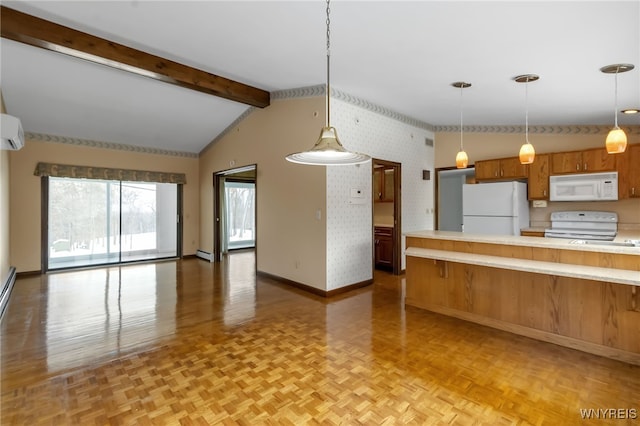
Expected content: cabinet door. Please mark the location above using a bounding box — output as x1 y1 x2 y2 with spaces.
374 167 394 202
373 169 383 201
374 227 393 269
629 144 640 198
500 157 528 179
375 236 393 268
528 154 549 200
475 159 501 180
552 151 583 174
383 169 394 201
582 148 616 172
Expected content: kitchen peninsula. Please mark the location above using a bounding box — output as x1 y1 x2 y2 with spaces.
405 231 640 365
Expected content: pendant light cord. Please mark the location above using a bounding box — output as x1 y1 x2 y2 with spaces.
459 85 464 151
614 67 619 128
525 78 529 144
325 0 331 128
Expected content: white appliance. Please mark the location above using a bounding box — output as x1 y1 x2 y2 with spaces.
544 211 617 241
0 114 25 150
549 172 618 201
462 181 529 236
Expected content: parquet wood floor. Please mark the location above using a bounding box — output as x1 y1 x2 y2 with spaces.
1 251 639 425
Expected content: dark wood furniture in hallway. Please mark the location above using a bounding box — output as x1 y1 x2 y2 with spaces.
1 252 638 424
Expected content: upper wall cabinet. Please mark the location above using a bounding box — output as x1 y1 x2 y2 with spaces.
527 154 550 200
551 147 616 174
475 157 528 181
374 167 394 202
618 144 640 199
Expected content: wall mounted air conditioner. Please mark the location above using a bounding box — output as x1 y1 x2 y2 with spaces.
1 114 25 150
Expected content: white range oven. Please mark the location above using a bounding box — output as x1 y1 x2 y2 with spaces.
544 211 618 241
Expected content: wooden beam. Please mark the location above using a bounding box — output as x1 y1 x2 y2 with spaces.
0 6 270 108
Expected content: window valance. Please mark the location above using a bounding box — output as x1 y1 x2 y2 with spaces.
34 162 187 184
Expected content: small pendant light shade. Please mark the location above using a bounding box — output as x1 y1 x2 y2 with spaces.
514 74 539 165
601 64 634 154
455 150 469 169
452 82 471 169
605 127 627 154
519 142 535 164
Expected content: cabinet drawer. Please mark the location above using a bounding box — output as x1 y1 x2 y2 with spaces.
374 227 393 237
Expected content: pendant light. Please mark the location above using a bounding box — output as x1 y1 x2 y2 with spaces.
452 82 471 169
514 74 539 165
601 64 634 154
286 0 370 166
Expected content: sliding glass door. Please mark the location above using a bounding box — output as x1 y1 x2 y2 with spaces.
48 177 178 270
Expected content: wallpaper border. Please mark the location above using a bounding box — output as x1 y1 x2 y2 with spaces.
435 124 640 135
26 132 199 158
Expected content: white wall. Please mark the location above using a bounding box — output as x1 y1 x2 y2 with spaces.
326 92 435 289
199 87 435 291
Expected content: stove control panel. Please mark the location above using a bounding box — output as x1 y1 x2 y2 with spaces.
550 211 618 223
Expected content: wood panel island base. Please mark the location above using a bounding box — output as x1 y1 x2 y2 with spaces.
404 231 640 365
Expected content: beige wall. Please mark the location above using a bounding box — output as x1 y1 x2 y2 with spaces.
0 90 10 281
436 130 640 227
10 139 199 273
199 97 328 290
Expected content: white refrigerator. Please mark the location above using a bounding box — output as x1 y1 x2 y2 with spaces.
462 181 530 236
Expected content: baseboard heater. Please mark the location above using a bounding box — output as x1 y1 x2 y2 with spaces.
196 249 213 262
0 267 17 321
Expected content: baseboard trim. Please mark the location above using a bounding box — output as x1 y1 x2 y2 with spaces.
181 254 198 260
16 270 41 278
257 270 372 298
0 267 17 320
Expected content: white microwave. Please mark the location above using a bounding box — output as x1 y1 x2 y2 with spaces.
549 172 618 202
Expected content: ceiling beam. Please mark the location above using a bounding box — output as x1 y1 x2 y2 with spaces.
0 6 270 108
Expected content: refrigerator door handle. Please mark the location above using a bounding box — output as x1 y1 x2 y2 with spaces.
511 183 518 234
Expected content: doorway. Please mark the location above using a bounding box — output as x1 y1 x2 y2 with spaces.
372 159 401 275
213 165 257 262
436 168 475 231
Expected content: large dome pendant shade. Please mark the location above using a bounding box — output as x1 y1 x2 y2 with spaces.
285 0 370 166
286 126 370 166
601 64 634 154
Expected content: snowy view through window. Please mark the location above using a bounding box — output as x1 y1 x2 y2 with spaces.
48 177 177 269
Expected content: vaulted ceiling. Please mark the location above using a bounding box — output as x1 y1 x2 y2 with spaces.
1 1 639 155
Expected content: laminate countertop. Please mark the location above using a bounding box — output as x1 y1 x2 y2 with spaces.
404 230 640 256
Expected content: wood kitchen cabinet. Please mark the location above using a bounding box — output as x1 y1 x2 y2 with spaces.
551 148 616 174
475 157 528 181
618 143 640 198
374 226 393 269
374 167 394 202
527 154 550 200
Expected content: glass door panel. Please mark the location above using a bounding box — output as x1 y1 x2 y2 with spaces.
48 178 120 269
224 181 255 250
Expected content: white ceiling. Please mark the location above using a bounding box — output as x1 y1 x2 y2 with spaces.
1 1 639 154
